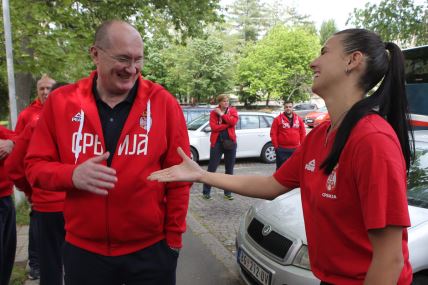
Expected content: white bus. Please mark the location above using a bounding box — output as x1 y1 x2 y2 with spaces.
405 45 428 129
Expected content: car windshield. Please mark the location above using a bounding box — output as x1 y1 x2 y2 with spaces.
187 114 210 130
407 141 428 208
318 106 327 112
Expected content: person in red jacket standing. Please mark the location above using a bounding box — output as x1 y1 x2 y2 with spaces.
15 74 55 134
25 20 191 285
13 74 56 281
0 126 15 285
270 101 306 169
202 94 239 200
6 81 67 285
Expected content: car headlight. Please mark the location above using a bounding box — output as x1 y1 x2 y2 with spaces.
316 114 326 120
244 207 255 227
292 245 311 270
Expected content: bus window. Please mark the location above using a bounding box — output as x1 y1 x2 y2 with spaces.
404 45 428 129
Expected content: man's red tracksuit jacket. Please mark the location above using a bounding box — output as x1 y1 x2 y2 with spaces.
270 112 306 149
25 71 192 256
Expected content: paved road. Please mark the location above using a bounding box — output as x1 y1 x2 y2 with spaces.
190 159 276 255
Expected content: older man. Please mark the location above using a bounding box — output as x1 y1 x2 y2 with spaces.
15 75 56 134
25 20 191 285
14 74 56 281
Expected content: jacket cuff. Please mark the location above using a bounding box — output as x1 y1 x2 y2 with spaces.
56 164 78 191
165 231 182 248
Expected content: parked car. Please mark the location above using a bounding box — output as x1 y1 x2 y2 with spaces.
304 106 328 128
313 112 330 127
236 130 428 285
181 106 212 123
187 111 276 163
293 103 319 118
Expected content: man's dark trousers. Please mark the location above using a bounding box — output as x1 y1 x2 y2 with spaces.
0 196 16 285
63 240 178 285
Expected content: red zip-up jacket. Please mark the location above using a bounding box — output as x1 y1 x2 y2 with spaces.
15 99 43 134
209 106 239 147
6 121 65 211
25 71 192 256
270 112 306 149
0 126 15 198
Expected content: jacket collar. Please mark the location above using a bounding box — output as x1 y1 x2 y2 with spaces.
76 71 159 142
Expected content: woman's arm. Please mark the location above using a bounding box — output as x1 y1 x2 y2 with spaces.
222 107 239 126
209 111 229 132
148 147 289 200
364 226 404 285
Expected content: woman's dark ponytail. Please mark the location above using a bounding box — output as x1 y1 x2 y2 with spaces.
321 30 414 174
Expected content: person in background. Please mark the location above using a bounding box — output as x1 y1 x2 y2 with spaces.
6 81 68 285
25 20 191 285
202 94 238 200
270 100 306 169
0 126 15 285
149 29 414 285
14 74 56 281
15 75 55 133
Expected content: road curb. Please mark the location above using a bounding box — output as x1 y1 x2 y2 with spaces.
186 210 243 283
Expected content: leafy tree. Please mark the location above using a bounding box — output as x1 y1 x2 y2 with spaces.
226 0 269 42
347 0 428 47
143 35 232 104
236 24 319 105
0 0 222 117
319 19 338 45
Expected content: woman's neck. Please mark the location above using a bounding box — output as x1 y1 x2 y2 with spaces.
324 89 364 130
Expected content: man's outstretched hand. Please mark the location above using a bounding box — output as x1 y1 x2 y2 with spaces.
148 147 205 183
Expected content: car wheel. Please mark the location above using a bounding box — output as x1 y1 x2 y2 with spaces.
261 142 276 163
412 273 428 285
190 147 199 162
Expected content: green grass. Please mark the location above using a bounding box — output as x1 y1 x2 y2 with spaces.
10 264 27 285
0 120 9 127
15 199 31 226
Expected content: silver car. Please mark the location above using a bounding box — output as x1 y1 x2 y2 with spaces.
236 131 428 285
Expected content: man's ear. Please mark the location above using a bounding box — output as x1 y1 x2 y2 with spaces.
89 46 99 63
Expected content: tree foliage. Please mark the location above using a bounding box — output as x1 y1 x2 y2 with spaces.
319 19 338 45
0 0 222 82
347 0 428 47
0 0 222 118
226 0 269 42
143 34 233 103
236 25 319 105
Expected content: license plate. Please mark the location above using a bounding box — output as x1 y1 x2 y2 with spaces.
238 249 271 285
306 119 313 123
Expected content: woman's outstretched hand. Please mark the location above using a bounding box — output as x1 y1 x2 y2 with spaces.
147 147 205 182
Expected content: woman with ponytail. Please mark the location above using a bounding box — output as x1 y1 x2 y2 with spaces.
149 29 414 285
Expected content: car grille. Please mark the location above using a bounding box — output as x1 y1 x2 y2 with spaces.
247 218 293 259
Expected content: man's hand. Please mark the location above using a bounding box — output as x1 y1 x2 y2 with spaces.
0 139 14 160
72 152 117 195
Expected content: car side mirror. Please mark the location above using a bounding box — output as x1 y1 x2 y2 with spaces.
203 126 211 133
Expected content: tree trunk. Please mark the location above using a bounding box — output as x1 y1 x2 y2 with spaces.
15 72 34 114
265 93 270 106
